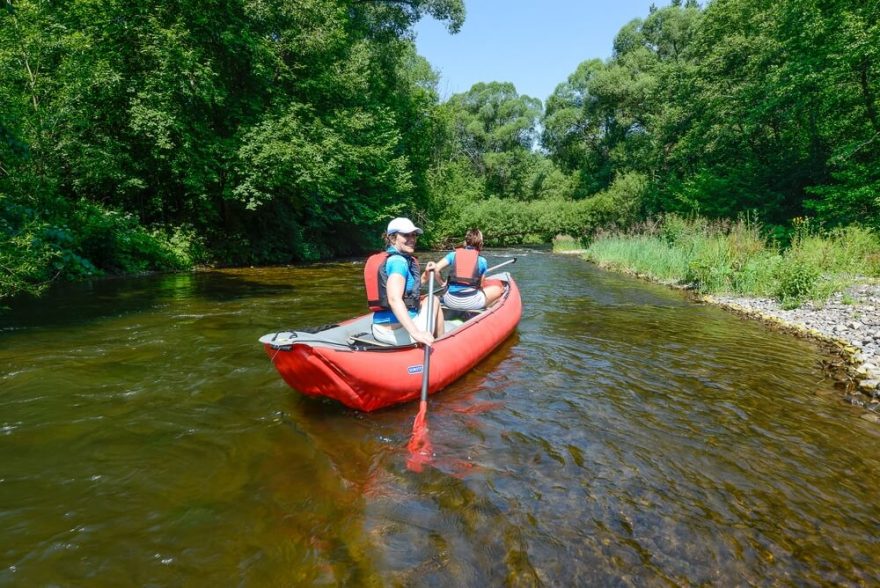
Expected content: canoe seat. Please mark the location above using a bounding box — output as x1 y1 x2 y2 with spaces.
440 305 486 316
347 332 393 348
346 331 420 350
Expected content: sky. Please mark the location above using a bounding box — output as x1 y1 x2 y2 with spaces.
414 0 663 104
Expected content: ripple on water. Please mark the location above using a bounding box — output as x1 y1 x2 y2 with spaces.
1 255 880 585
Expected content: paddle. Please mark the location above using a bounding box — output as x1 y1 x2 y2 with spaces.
406 258 515 471
407 271 435 472
485 257 517 274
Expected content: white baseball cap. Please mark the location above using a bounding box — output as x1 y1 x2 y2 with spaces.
386 217 423 235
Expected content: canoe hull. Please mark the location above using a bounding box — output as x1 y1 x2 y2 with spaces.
262 275 522 411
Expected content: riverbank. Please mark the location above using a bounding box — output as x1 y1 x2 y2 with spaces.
563 249 880 421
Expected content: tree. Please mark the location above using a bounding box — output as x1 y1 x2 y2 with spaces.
0 0 467 272
442 82 542 199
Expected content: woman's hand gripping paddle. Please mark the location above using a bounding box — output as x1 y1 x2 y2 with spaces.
407 271 435 472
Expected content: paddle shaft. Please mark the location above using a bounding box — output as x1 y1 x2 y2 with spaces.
419 271 435 402
485 257 516 275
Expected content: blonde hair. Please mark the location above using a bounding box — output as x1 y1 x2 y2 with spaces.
464 228 483 250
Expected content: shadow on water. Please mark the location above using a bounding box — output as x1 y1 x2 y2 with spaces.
1 271 292 332
0 261 369 333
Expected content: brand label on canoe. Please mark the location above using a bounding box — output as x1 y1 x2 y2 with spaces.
407 364 424 375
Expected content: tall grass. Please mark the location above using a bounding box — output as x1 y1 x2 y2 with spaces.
576 215 880 308
551 235 585 253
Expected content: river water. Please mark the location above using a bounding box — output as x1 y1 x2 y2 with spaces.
1 249 878 585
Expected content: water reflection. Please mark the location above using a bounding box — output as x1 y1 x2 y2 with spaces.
1 251 879 584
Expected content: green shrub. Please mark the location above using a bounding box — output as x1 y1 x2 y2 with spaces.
0 195 62 300
686 236 733 292
0 195 209 302
72 202 195 274
429 171 649 247
774 257 820 307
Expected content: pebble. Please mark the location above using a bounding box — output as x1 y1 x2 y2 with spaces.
704 282 880 398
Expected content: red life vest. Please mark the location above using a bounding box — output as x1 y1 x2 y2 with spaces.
364 251 421 311
450 248 482 287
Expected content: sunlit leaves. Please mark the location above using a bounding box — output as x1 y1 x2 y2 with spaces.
0 0 471 288
543 0 880 230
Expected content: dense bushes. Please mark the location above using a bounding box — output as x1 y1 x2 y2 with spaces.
0 195 203 302
429 172 648 246
0 196 57 299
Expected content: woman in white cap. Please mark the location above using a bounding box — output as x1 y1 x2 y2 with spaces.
364 217 444 346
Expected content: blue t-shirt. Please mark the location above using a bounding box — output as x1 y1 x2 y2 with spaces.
372 247 419 325
443 248 488 294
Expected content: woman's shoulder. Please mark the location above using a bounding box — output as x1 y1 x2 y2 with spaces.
385 253 409 271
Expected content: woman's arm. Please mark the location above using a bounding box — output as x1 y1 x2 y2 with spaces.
386 273 434 346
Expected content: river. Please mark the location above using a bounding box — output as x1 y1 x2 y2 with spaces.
1 249 878 585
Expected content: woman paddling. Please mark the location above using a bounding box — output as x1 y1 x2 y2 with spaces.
427 228 504 311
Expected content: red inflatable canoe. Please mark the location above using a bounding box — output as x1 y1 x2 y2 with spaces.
259 272 522 411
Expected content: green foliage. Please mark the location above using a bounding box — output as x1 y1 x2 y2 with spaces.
233 101 412 257
0 190 207 300
543 4 702 201
729 252 782 297
539 0 880 236
774 257 819 308
551 235 585 253
582 171 648 228
2 0 879 302
71 202 201 274
584 215 880 307
438 82 543 200
0 195 57 300
0 0 467 297
428 171 648 247
805 164 880 228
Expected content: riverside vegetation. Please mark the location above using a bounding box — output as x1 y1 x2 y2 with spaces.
559 216 880 310
2 0 878 306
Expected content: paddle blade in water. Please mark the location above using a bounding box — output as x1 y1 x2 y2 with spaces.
406 400 432 472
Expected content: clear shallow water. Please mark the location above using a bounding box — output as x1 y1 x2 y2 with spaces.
1 250 878 585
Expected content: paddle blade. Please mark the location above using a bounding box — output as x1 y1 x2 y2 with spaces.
406 400 432 472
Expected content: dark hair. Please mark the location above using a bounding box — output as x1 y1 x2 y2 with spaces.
464 228 483 250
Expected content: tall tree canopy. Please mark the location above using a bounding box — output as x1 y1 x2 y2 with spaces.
0 0 465 277
540 0 880 232
441 81 543 200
